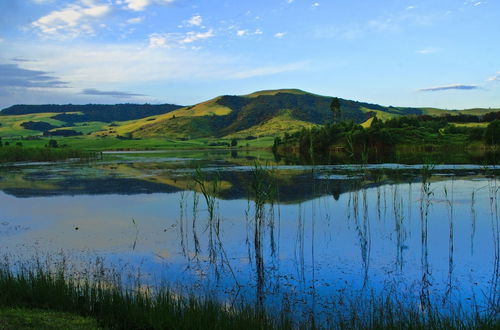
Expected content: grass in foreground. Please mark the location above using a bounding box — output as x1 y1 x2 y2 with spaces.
0 258 498 329
0 308 102 330
0 261 288 330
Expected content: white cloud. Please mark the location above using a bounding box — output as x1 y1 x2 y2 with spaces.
312 2 320 7
0 40 309 108
126 17 143 24
181 29 214 44
464 0 486 6
417 47 439 55
488 72 500 82
32 1 111 39
230 62 307 79
314 9 442 41
274 32 286 38
287 0 294 3
187 15 202 26
148 29 215 48
123 0 150 11
123 0 175 12
235 29 263 37
4 42 306 88
148 33 169 48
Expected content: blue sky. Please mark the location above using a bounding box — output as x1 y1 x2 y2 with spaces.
0 0 499 109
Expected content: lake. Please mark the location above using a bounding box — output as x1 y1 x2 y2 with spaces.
1 150 499 322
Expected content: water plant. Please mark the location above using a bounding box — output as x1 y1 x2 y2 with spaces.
193 167 220 223
419 162 435 312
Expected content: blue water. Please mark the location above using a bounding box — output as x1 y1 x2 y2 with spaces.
0 151 498 319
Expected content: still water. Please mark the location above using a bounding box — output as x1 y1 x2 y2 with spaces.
1 150 499 320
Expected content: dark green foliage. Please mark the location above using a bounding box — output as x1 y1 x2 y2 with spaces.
230 138 238 147
20 121 59 132
274 115 492 161
330 97 341 123
47 139 59 148
1 104 183 123
43 129 81 137
484 120 500 145
0 146 95 162
483 111 500 122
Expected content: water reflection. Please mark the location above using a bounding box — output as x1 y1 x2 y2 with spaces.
0 151 499 320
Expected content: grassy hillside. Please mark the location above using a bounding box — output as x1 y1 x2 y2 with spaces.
130 89 411 139
132 89 500 139
0 104 181 138
1 89 500 141
0 113 71 135
1 104 182 120
225 111 318 139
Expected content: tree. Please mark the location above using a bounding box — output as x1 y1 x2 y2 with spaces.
230 138 238 147
484 120 500 145
48 139 59 148
330 97 341 124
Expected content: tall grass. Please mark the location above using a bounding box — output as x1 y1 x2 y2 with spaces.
420 163 435 312
0 257 288 330
250 161 278 209
1 257 498 329
193 167 220 223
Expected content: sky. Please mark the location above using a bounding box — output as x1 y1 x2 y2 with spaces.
0 0 499 110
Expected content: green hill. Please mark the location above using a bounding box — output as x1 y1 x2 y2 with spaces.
0 104 183 137
131 89 498 139
1 90 499 139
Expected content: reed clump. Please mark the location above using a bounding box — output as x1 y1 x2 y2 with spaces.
193 167 220 222
0 257 288 330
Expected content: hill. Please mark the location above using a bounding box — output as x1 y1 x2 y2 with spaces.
127 89 500 139
0 104 183 137
1 90 499 139
0 104 183 122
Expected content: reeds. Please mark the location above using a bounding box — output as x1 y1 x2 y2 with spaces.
0 257 287 330
1 256 498 329
193 167 220 223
